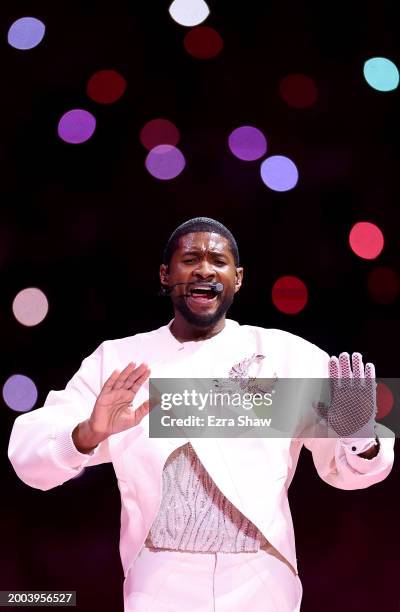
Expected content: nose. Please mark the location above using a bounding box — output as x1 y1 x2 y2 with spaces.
193 259 216 280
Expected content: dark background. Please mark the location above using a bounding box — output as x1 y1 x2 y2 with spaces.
1 1 399 610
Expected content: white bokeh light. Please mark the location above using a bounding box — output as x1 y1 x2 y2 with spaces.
12 287 49 326
169 0 210 27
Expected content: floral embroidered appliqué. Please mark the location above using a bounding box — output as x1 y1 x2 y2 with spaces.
213 353 278 395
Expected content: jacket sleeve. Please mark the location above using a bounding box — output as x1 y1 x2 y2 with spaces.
302 346 395 490
303 426 394 490
8 343 111 491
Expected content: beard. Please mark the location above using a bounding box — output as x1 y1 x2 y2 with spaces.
172 292 234 328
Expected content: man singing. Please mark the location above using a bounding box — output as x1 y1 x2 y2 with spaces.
8 217 394 611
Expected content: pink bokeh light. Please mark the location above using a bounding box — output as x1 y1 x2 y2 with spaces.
349 222 384 260
12 287 48 326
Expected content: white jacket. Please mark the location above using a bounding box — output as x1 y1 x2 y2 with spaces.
8 319 394 578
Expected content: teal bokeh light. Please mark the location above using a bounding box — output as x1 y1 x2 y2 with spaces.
363 57 399 92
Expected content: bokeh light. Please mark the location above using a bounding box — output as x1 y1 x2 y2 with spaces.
363 57 399 92
169 0 210 26
349 222 384 260
145 145 186 180
260 155 299 191
279 73 318 108
7 17 45 50
140 119 180 150
58 109 96 144
367 266 400 304
184 26 223 59
3 374 38 412
376 382 394 419
272 276 308 314
228 126 267 161
12 287 49 327
87 70 127 104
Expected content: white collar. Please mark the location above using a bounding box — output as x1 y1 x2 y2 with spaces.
161 318 240 350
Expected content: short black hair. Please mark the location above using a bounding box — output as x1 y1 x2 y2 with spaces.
163 217 240 267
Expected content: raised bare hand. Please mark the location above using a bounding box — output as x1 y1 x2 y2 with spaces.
87 362 151 442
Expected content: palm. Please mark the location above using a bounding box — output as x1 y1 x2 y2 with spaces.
90 362 151 438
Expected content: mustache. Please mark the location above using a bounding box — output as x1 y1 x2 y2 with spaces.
159 281 224 297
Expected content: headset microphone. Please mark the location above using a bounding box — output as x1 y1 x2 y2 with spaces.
159 281 224 296
210 282 224 294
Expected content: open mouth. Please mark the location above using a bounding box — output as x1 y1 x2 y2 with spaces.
186 285 219 304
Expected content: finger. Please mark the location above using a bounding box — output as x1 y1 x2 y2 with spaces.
352 352 364 378
102 369 121 392
133 400 150 426
365 362 376 378
124 363 150 389
329 356 340 392
328 356 340 379
365 362 376 392
338 352 352 380
130 369 151 395
112 362 137 390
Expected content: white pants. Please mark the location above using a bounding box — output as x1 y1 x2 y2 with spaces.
123 547 303 611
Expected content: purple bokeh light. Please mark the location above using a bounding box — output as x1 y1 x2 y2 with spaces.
228 126 267 161
7 17 45 50
3 374 38 412
145 145 186 180
58 109 96 144
260 155 299 191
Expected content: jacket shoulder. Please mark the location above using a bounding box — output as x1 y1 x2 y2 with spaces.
239 324 329 360
96 324 166 356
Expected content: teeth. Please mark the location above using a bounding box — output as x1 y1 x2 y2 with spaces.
189 286 216 300
190 285 214 292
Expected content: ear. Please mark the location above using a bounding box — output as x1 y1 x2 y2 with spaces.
159 263 169 287
234 267 243 294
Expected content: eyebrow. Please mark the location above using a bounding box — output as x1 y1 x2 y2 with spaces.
181 250 228 258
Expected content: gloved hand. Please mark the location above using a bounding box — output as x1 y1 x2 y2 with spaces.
314 352 378 453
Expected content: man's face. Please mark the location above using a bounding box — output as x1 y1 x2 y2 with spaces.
160 232 243 328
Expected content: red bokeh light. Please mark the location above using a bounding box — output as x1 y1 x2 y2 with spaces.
272 276 308 314
184 26 223 59
140 118 180 151
367 266 400 304
376 382 394 419
87 70 127 104
279 74 318 109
